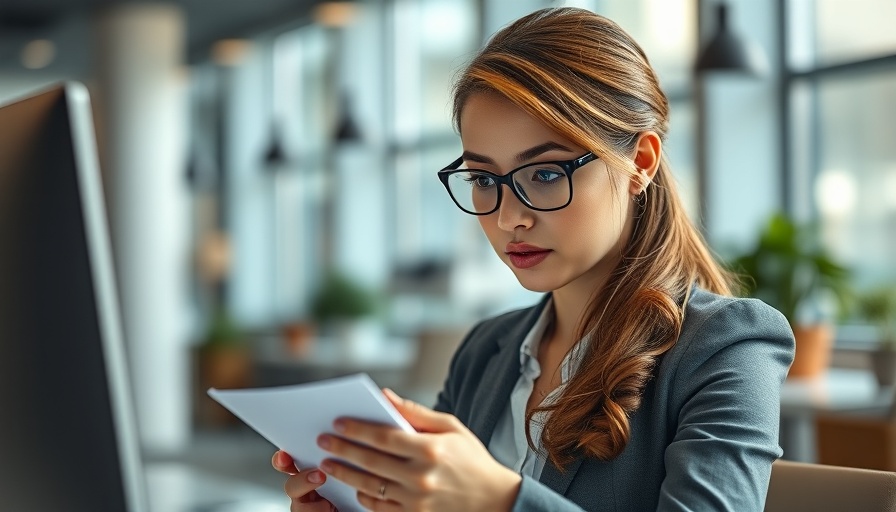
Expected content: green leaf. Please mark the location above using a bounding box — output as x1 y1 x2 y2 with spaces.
726 213 852 325
310 271 379 323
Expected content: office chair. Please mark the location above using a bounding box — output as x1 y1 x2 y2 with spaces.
765 459 896 512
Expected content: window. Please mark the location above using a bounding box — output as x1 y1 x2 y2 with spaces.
809 0 896 67
786 0 896 344
787 0 896 289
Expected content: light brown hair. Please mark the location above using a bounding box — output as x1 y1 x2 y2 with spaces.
452 7 735 467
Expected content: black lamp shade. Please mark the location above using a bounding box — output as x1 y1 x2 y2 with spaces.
334 114 361 143
333 93 362 144
264 137 286 166
263 121 288 168
695 3 767 76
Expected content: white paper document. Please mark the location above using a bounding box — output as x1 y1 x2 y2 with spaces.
208 373 414 512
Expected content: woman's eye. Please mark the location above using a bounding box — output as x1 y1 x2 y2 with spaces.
532 169 564 183
464 174 496 188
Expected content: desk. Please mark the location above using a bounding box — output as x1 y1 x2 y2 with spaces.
780 368 894 462
252 335 417 389
145 462 285 512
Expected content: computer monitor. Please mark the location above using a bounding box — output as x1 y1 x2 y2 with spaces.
0 83 148 511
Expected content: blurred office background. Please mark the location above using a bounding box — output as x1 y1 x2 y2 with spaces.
2 0 895 505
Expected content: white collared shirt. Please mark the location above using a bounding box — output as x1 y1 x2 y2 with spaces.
487 298 590 479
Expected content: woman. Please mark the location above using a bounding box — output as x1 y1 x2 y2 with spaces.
273 7 794 511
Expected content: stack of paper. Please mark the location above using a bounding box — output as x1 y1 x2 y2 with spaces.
208 373 414 512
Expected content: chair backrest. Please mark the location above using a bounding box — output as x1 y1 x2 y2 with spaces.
403 326 469 406
765 459 896 512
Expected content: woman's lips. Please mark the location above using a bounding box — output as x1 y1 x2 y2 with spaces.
505 243 551 269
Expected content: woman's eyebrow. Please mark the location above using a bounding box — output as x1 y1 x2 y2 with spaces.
461 141 574 166
516 141 573 162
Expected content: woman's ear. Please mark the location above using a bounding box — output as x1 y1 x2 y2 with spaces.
629 131 661 196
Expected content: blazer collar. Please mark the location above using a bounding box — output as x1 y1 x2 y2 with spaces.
466 293 587 496
467 293 551 444
539 457 584 496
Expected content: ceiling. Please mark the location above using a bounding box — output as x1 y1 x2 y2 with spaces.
0 0 326 72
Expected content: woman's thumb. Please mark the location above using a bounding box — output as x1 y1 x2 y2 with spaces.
383 388 455 433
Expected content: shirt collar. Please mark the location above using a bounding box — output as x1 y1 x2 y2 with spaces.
519 296 553 367
518 297 592 382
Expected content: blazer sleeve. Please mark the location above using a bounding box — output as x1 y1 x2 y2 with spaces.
657 298 795 511
511 476 587 512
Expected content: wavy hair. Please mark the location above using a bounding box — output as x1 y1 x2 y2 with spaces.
452 7 736 468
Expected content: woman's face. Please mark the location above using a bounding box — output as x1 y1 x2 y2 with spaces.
458 92 634 296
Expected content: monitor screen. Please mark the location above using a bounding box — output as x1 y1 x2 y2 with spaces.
0 83 148 512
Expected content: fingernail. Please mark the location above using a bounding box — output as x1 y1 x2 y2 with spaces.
383 388 401 402
333 420 346 433
320 460 334 473
317 435 331 449
277 451 290 465
307 470 324 484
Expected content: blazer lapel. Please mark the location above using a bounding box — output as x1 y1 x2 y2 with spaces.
539 456 584 496
467 294 551 444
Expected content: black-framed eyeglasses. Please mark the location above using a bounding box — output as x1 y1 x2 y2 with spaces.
437 152 598 215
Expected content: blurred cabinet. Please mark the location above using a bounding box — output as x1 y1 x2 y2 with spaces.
816 413 896 471
780 368 893 462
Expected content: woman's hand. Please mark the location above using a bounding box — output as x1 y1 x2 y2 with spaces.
272 450 337 512
317 389 521 512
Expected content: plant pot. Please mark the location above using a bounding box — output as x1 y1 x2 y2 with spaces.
282 322 315 356
787 323 834 379
195 344 252 427
870 348 896 387
326 318 383 362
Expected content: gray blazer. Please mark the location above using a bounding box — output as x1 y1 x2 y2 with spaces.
434 287 795 511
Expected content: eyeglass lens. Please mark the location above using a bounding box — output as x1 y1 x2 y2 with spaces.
445 163 571 213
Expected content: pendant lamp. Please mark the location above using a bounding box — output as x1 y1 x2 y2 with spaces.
333 92 362 144
264 121 287 168
695 2 768 76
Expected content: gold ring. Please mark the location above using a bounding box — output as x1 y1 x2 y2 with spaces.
378 481 387 500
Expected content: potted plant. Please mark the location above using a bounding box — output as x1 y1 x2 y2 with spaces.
310 270 382 359
856 286 896 386
728 213 851 378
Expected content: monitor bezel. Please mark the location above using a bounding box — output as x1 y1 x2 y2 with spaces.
65 81 149 512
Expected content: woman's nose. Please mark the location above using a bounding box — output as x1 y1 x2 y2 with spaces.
495 184 535 231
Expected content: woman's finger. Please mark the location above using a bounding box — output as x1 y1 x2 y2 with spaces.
272 450 300 474
328 420 423 461
357 490 403 512
383 388 459 433
318 433 409 480
276 450 337 510
284 469 328 500
321 458 405 504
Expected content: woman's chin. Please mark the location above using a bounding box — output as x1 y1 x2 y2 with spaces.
511 272 561 293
